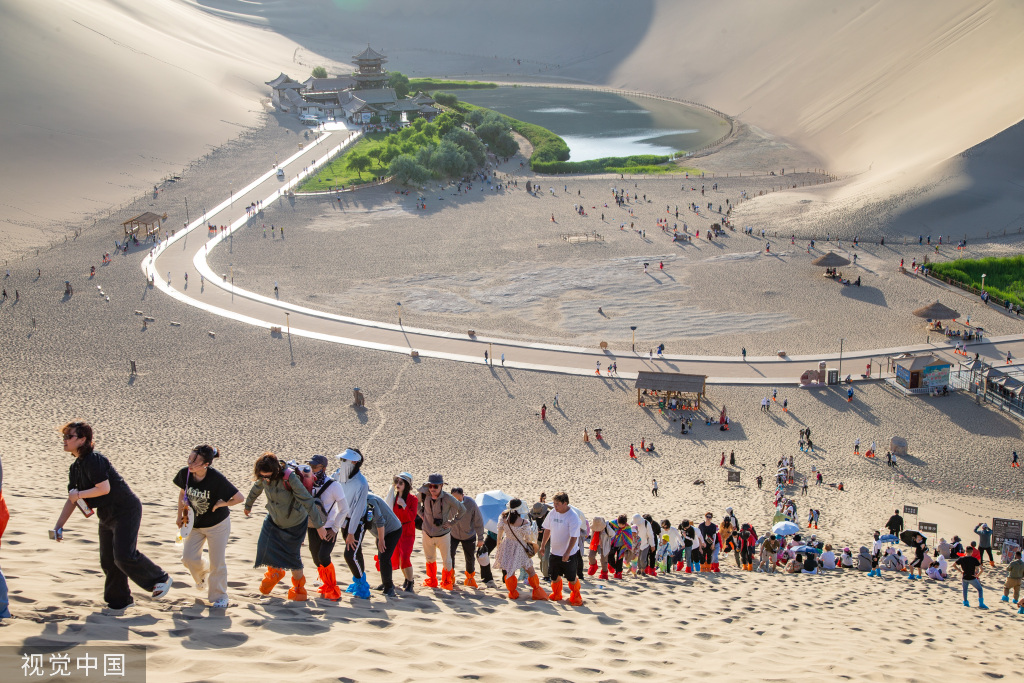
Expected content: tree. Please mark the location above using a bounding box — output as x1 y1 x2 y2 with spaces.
434 92 458 107
388 71 410 99
491 131 519 158
369 114 381 125
443 128 486 166
379 145 400 166
347 152 372 180
421 122 438 139
466 109 484 127
409 132 428 147
434 112 464 137
389 154 431 185
367 147 383 167
412 117 425 131
311 66 328 79
432 140 473 177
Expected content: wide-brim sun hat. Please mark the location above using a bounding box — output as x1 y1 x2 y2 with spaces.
337 448 362 462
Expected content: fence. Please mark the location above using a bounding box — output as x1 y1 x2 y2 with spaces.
949 369 1024 422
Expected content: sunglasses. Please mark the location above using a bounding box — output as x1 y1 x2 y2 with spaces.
427 484 441 489
62 434 80 441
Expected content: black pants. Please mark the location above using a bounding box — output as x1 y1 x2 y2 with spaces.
450 536 476 573
97 496 168 610
480 533 497 583
609 549 623 573
377 529 402 591
980 547 994 562
342 521 366 579
549 551 580 582
307 527 337 567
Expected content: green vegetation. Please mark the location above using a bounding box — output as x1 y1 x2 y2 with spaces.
929 256 1024 306
408 78 498 91
450 98 687 175
298 110 484 190
388 71 411 99
311 66 328 79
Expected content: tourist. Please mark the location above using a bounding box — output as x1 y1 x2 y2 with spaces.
0 452 9 620
786 553 803 574
494 499 546 600
53 422 171 611
541 493 583 605
820 545 837 570
386 472 417 591
418 473 466 590
244 453 326 601
335 448 371 599
588 517 611 578
449 487 485 588
652 478 659 497
975 522 995 566
908 534 927 579
632 513 655 576
306 455 347 601
173 445 243 608
955 549 987 609
758 535 780 573
365 492 403 597
698 513 720 572
1002 551 1023 604
608 514 635 578
885 509 904 535
660 520 683 572
802 551 820 575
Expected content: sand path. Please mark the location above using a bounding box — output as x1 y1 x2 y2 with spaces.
147 130 1024 383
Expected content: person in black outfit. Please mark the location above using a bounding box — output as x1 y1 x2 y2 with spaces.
52 421 171 611
885 509 904 536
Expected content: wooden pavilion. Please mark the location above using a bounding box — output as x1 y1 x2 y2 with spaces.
634 371 707 410
122 212 165 238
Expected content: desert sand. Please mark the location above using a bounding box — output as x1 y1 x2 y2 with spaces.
3 1 1024 681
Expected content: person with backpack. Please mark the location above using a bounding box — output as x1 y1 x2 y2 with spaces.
974 522 995 567
365 492 403 597
334 448 371 599
385 472 418 592
418 473 465 590
305 455 347 601
244 452 327 601
173 445 243 608
449 487 486 588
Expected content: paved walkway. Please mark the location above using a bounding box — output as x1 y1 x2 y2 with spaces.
146 126 1024 384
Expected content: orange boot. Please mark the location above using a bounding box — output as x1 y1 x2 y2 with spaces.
422 562 438 588
259 567 286 595
568 579 584 606
463 571 479 588
287 575 308 601
505 574 520 599
528 574 548 600
319 564 341 601
440 568 456 590
548 578 564 601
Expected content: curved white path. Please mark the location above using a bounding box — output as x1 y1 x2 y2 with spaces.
144 127 1024 383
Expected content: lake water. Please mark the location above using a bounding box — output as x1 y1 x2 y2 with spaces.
456 87 727 161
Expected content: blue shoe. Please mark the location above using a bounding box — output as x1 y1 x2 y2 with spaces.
345 576 360 595
963 600 971 607
907 574 916 580
1017 605 1024 614
354 576 371 600
979 602 989 610
1001 595 1010 602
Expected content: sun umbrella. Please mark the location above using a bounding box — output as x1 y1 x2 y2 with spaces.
900 530 926 546
773 521 800 536
812 251 851 267
790 545 822 554
912 301 960 321
879 534 899 543
474 490 513 534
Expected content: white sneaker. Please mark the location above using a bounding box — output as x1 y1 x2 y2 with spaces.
151 579 172 600
211 598 229 608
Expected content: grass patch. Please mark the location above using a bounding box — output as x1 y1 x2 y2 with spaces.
409 78 498 91
929 256 1024 306
299 133 391 191
450 98 689 175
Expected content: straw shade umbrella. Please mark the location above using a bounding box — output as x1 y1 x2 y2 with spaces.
912 301 960 321
812 252 851 267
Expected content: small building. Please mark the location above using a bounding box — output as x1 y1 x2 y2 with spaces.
634 371 707 410
893 354 951 390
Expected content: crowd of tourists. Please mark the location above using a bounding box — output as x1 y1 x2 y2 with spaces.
1 421 1022 620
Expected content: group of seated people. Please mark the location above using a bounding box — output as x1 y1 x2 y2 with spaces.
824 268 862 286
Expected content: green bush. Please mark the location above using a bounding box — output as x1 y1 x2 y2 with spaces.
409 78 498 91
930 256 1024 306
311 66 327 78
434 92 458 107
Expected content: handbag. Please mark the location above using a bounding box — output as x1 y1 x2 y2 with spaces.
509 522 536 558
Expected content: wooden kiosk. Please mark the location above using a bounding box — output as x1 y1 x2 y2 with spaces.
635 371 707 410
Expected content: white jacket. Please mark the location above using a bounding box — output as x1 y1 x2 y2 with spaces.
632 514 654 550
317 480 348 533
663 527 683 552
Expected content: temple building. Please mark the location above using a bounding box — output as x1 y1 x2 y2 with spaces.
267 45 439 124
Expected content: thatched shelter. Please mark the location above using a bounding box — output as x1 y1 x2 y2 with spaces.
122 212 164 237
634 371 707 410
812 251 851 267
912 301 960 321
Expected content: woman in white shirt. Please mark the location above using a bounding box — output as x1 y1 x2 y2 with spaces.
820 544 837 570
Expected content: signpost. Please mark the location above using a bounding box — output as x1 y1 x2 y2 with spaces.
992 518 1023 547
918 522 938 534
727 471 740 483
903 505 919 516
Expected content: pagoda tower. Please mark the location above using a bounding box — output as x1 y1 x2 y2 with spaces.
352 45 389 90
